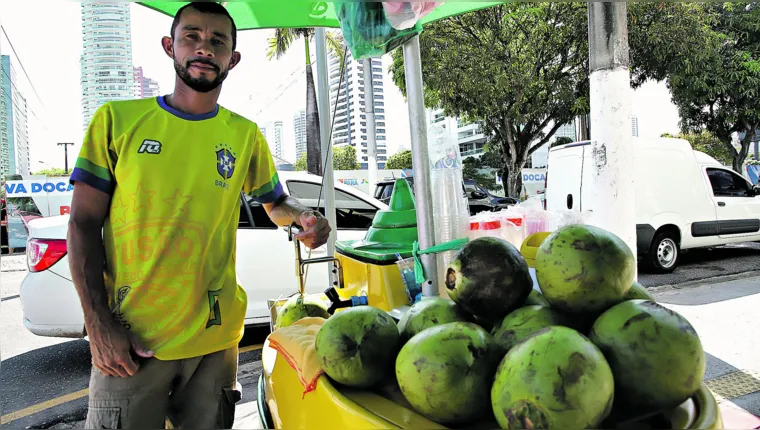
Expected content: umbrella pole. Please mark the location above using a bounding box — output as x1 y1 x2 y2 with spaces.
402 36 439 297
315 28 337 266
362 58 378 192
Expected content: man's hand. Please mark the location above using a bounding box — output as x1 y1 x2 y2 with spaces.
89 323 154 378
294 210 331 249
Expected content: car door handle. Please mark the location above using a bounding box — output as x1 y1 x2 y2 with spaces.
718 202 726 207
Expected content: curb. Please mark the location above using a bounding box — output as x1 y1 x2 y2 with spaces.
648 271 760 295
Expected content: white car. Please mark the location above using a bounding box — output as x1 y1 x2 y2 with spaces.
19 172 388 338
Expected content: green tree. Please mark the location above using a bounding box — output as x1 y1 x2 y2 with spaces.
661 131 734 166
333 145 360 170
630 2 760 173
32 167 67 176
293 146 359 171
550 136 574 149
390 3 589 198
385 150 413 170
293 153 307 171
267 30 346 176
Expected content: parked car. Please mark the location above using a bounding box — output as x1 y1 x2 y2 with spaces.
374 177 518 215
545 137 760 273
19 172 388 338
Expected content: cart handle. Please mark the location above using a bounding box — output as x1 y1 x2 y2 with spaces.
412 238 469 284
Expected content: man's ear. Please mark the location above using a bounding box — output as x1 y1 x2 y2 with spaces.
229 51 242 71
161 36 174 59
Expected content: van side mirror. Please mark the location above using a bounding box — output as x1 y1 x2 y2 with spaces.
471 191 487 199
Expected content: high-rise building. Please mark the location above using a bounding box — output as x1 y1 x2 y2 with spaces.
328 52 387 169
293 109 307 161
133 66 160 99
425 108 486 160
0 55 30 177
631 116 640 137
80 2 135 131
555 120 578 141
260 120 284 159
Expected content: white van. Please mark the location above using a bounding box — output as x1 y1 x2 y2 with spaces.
545 137 760 273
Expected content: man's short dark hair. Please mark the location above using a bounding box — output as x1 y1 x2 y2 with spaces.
171 2 237 51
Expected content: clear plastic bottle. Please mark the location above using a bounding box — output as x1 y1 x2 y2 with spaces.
427 124 470 296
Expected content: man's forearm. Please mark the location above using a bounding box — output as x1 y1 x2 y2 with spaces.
67 219 115 334
267 195 311 226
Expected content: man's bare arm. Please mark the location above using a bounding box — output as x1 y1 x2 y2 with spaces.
68 182 113 332
68 182 152 378
263 194 331 250
263 194 310 227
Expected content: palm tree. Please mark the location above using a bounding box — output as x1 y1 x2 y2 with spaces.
267 29 346 176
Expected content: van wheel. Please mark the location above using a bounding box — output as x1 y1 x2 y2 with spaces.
646 231 680 273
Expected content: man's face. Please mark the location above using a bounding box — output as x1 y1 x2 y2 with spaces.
162 9 240 93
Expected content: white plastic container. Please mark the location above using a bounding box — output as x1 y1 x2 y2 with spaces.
480 218 502 239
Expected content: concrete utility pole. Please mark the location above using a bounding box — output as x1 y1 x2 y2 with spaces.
587 3 637 259
363 58 378 191
57 142 74 174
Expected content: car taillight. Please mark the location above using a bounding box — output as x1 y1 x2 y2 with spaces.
27 238 67 273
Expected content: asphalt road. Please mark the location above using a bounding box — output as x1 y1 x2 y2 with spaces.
0 270 269 429
638 241 760 287
2 243 759 428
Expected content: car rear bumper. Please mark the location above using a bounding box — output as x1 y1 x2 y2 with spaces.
19 263 85 339
23 317 84 338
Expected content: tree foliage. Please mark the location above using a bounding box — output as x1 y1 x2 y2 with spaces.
630 2 760 173
294 153 307 171
661 131 734 166
550 136 574 149
293 145 359 171
333 146 361 170
385 150 413 170
32 168 68 176
390 3 589 198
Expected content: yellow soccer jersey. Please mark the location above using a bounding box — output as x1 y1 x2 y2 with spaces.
70 96 284 360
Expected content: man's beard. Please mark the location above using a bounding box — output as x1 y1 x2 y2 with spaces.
174 58 228 93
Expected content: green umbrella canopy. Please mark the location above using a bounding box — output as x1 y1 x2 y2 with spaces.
138 1 503 30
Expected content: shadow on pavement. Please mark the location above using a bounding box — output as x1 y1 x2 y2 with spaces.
703 352 760 420
655 278 760 306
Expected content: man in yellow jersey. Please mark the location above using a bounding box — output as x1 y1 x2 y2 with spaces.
67 3 331 428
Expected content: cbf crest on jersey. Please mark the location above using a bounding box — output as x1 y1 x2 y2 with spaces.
215 143 237 180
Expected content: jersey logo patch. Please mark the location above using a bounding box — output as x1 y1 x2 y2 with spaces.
215 145 236 180
138 139 162 154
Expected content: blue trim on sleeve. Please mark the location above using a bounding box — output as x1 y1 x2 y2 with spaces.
157 96 219 121
70 168 114 195
254 181 284 204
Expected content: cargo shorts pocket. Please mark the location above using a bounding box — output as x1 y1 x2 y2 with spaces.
85 406 121 429
217 379 242 429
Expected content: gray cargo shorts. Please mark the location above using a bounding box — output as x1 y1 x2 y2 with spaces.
84 345 241 429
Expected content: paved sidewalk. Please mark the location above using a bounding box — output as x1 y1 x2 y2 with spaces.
654 275 760 424
233 402 261 429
